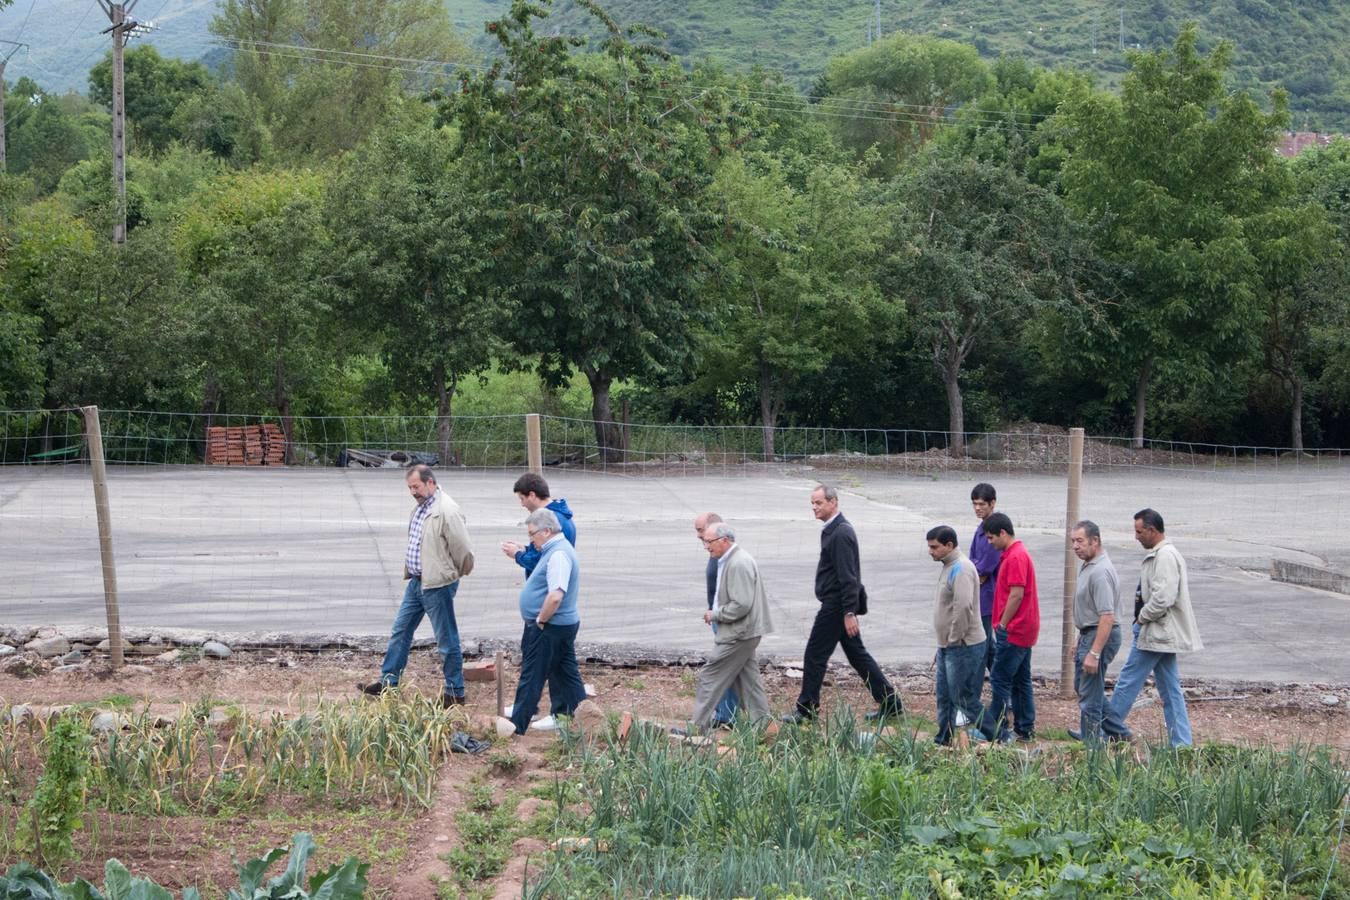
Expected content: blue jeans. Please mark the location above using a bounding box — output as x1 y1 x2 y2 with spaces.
935 642 987 744
510 621 586 735
1102 623 1192 747
981 627 1035 742
380 578 464 696
711 620 739 721
1074 625 1121 745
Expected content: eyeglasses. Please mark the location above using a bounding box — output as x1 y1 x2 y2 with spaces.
526 530 539 538
702 536 727 545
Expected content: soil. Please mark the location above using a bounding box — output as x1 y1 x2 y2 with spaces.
1 649 1346 898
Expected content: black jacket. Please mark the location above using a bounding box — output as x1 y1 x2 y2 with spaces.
815 515 868 615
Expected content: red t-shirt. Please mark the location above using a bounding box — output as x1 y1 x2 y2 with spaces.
993 540 1039 648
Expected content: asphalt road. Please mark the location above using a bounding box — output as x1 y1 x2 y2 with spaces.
2 463 1347 683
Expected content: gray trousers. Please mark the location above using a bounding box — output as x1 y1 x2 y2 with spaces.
692 636 770 729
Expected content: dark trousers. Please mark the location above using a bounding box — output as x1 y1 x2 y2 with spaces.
981 614 995 677
794 603 898 717
509 621 586 735
980 628 1035 742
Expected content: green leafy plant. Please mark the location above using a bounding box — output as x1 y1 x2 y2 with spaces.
16 713 91 868
227 832 368 900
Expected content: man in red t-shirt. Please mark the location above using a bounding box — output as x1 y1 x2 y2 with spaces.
978 512 1039 743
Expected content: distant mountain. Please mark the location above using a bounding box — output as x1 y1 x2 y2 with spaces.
5 0 1347 131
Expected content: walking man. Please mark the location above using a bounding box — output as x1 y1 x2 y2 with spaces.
978 512 1039 743
786 485 903 723
684 522 772 731
969 483 1002 677
694 512 739 725
500 472 575 577
926 526 987 746
360 465 475 708
506 508 587 735
1101 509 1202 747
1068 521 1123 745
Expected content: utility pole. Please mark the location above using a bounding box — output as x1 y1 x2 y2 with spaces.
0 40 28 172
98 0 140 244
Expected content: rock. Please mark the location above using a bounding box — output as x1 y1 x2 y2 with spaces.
461 640 480 657
434 834 450 843
572 699 606 729
3 655 47 678
1321 694 1341 707
0 626 37 645
156 649 183 664
70 643 92 653
964 433 1005 461
59 650 85 665
781 667 804 680
202 641 232 659
25 636 71 658
131 641 169 656
6 705 32 724
63 627 108 644
495 716 517 737
0 644 15 658
90 712 125 734
52 663 88 674
205 708 231 727
152 712 179 728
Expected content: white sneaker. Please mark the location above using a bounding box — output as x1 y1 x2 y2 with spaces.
531 715 559 732
503 705 514 717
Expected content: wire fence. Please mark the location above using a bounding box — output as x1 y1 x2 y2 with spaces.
2 408 1348 685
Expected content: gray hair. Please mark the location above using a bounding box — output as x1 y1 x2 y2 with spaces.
814 484 838 501
1073 520 1101 542
526 508 561 533
710 522 736 542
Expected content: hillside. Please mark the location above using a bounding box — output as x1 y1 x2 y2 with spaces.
4 0 1348 130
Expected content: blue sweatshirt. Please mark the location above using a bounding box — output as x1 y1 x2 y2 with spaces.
515 497 576 576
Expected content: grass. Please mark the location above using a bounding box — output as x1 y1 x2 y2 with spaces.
523 705 1350 898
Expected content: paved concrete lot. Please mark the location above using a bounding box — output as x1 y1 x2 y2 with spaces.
1 462 1347 683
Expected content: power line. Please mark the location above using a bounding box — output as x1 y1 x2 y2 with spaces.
8 0 36 43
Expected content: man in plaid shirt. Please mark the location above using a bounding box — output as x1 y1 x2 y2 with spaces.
360 465 475 707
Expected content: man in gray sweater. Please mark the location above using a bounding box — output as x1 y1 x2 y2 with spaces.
685 522 773 731
927 525 988 746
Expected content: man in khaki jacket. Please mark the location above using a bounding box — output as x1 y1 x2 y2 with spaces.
927 526 987 746
684 522 773 731
1101 508 1201 746
360 465 475 708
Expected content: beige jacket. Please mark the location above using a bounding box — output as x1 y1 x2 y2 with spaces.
710 545 773 644
935 549 985 648
1136 540 1202 653
409 491 475 590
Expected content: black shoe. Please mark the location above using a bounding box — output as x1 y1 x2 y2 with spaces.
1067 728 1083 742
442 693 466 709
669 726 690 737
1016 731 1036 743
358 680 391 696
865 704 903 722
780 711 814 725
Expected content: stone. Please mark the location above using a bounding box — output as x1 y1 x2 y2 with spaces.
156 649 183 664
131 641 169 656
0 644 14 658
63 627 108 644
3 655 46 678
59 650 85 665
52 663 88 674
91 712 125 734
0 626 37 645
572 699 606 729
152 713 179 728
70 643 92 653
781 667 804 680
6 705 32 724
25 636 71 658
206 708 231 727
461 639 480 657
202 641 232 659
1321 694 1341 707
494 716 517 737
463 659 496 683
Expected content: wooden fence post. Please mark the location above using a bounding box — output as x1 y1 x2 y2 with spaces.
1060 427 1085 698
81 406 124 668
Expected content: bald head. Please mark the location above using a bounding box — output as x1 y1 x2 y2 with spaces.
693 512 723 540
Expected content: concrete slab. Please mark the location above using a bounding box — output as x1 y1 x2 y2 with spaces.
1 462 1347 684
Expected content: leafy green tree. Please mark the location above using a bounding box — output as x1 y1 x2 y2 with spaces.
169 82 272 164
4 78 108 194
89 45 214 153
176 170 337 450
881 153 1087 454
1060 25 1290 448
817 33 992 174
447 0 722 460
211 0 468 161
327 106 510 463
702 151 883 457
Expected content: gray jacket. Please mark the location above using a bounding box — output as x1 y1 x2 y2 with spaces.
1136 540 1202 653
710 545 773 643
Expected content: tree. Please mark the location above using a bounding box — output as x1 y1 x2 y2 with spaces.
447 0 721 460
175 170 337 452
1061 25 1289 448
326 106 510 464
817 33 992 174
881 153 1086 455
4 78 108 195
702 151 883 457
89 45 214 153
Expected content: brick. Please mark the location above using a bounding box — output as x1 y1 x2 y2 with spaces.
463 659 497 682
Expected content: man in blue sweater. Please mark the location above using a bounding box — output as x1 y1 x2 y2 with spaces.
500 473 575 576
505 507 586 735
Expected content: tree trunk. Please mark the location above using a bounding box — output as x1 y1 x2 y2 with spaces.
759 365 781 461
434 366 458 467
274 359 294 465
585 371 625 463
1289 375 1304 454
1132 357 1153 450
943 367 965 458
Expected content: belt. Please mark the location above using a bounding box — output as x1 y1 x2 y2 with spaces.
1078 625 1097 635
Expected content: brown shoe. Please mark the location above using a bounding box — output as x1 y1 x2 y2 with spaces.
442 693 466 709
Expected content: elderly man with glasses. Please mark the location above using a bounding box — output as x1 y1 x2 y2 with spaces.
504 507 587 736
